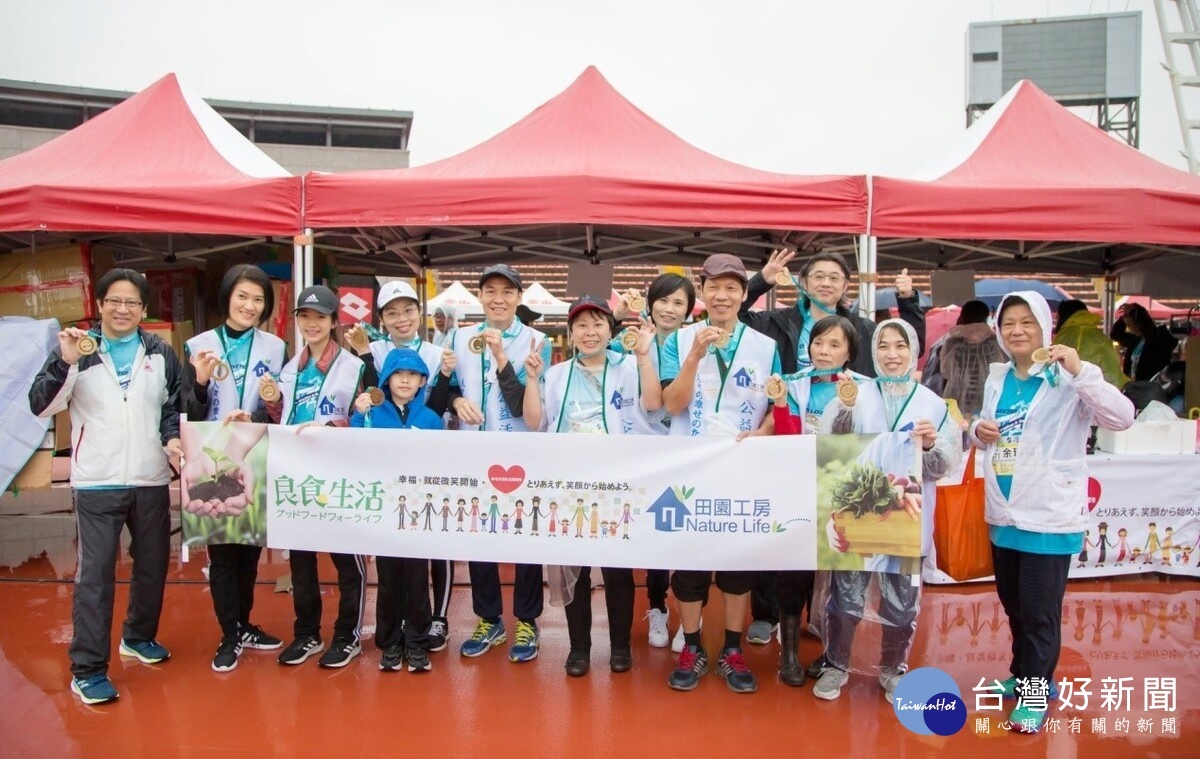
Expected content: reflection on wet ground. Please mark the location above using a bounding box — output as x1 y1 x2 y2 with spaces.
0 514 1195 757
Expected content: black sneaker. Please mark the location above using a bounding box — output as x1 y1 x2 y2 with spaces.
239 624 283 651
318 636 362 668
668 645 709 691
717 647 758 693
379 644 404 672
807 653 830 680
212 638 242 672
278 636 324 665
427 618 448 653
406 647 431 673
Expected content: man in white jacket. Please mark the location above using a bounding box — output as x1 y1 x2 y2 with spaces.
29 268 183 705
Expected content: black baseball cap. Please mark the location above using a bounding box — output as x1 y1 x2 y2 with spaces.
294 285 337 315
479 264 523 290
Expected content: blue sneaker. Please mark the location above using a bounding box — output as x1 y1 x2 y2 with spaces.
508 620 540 663
460 619 506 658
71 674 119 704
119 639 171 664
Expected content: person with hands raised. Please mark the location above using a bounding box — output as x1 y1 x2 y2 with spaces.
969 292 1133 733
746 249 925 377
442 264 552 664
181 265 287 673
659 254 781 695
523 296 660 677
29 268 183 705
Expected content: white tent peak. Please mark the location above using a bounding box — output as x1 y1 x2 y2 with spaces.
521 282 570 315
426 281 483 317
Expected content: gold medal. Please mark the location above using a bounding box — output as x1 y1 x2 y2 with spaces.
627 293 646 313
258 377 280 402
468 334 486 354
619 330 640 351
1032 347 1051 364
367 387 385 406
212 360 231 382
837 377 858 406
713 327 731 349
348 325 370 352
774 271 793 288
76 335 98 356
766 374 786 401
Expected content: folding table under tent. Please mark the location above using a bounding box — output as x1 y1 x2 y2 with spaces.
303 66 868 286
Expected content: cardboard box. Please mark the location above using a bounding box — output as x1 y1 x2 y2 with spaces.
0 244 101 323
53 410 71 453
140 320 194 362
11 450 52 491
1096 420 1198 455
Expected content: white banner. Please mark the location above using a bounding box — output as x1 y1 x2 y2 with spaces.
265 427 820 571
924 453 1200 583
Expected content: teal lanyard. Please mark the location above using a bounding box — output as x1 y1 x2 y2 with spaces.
880 381 918 432
708 321 745 413
217 326 253 409
477 322 523 423
554 357 609 434
287 345 336 425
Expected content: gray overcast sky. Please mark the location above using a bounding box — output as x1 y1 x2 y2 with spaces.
0 1 1190 175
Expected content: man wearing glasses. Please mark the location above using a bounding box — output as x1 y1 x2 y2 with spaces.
29 268 183 705
735 249 926 662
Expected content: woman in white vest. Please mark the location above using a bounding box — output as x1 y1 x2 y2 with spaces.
184 264 287 673
769 314 861 688
523 295 660 677
970 292 1133 733
263 285 368 670
810 318 960 704
658 253 780 695
613 273 697 649
345 279 457 651
444 264 552 664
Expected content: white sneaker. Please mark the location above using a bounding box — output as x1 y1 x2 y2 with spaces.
670 618 702 654
647 609 669 648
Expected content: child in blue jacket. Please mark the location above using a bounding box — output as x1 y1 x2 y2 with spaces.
350 348 443 672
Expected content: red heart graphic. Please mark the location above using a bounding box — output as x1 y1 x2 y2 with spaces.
1087 477 1102 512
488 465 526 494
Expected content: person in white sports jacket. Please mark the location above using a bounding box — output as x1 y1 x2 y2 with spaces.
969 290 1134 734
29 268 183 705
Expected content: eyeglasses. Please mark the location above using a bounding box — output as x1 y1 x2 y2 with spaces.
806 273 846 285
102 298 144 309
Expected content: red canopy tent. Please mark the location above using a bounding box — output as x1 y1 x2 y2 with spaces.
871 80 1200 246
0 73 301 238
865 81 1200 287
305 66 866 272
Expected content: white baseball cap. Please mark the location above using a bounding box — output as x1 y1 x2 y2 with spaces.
377 280 420 310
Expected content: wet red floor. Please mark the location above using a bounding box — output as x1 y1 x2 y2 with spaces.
0 514 1196 758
